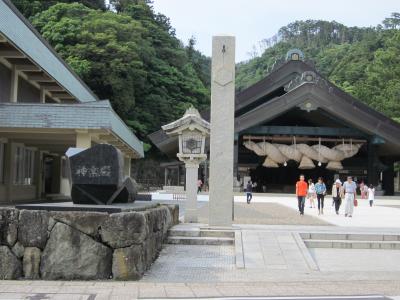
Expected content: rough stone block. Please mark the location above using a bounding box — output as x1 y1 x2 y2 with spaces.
153 208 164 232
163 207 173 236
155 231 164 252
100 212 148 248
18 210 49 249
40 222 112 280
143 235 157 267
143 211 154 235
23 247 41 279
167 204 179 225
0 206 170 281
11 242 24 259
112 245 144 280
0 208 19 247
50 211 108 238
0 246 22 279
144 207 166 234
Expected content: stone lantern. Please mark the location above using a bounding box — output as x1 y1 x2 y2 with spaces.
162 107 210 222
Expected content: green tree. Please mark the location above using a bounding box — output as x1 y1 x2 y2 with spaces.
383 12 400 29
113 0 209 136
186 36 211 89
30 1 209 140
12 0 106 18
236 16 400 120
31 3 147 119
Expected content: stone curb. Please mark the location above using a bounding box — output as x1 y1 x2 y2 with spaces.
292 232 319 271
234 230 245 269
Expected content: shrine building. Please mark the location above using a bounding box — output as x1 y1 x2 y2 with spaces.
149 49 400 195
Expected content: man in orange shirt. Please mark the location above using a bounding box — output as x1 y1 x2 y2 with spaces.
296 174 308 215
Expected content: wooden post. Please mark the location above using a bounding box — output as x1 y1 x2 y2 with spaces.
10 65 19 102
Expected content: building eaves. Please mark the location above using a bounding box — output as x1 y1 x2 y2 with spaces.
0 0 98 103
0 101 144 157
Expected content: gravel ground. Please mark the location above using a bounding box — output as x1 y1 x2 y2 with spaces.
196 202 331 225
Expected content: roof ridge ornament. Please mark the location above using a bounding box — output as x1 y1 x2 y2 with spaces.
285 70 333 93
268 49 305 74
286 49 304 61
183 106 201 118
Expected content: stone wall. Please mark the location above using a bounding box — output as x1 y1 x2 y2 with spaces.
0 204 179 280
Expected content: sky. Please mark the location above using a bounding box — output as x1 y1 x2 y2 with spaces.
152 0 400 62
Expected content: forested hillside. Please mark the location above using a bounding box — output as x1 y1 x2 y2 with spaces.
11 0 400 145
236 15 400 122
12 0 211 144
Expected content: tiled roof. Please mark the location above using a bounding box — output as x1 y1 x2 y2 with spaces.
0 100 144 157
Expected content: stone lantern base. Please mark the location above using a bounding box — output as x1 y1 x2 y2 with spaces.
178 155 207 223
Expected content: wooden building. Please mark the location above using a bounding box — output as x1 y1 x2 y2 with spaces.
149 49 400 195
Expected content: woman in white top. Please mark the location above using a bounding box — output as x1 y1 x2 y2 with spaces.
368 184 375 207
307 179 316 208
332 179 344 215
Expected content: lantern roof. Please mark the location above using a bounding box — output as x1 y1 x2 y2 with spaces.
162 107 210 136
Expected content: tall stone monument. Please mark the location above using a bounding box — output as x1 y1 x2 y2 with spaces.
209 35 235 227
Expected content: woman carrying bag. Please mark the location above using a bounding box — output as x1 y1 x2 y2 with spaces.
343 176 357 217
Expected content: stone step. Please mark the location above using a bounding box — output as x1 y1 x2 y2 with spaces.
300 232 400 242
304 239 400 249
167 236 234 245
168 229 235 238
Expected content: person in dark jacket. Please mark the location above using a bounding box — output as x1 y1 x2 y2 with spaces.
246 181 253 204
315 177 327 215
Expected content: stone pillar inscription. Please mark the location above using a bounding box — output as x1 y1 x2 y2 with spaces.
209 35 235 227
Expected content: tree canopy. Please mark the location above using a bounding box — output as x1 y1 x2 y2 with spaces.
14 0 209 144
237 15 400 121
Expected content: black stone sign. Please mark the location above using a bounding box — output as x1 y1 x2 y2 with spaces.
68 144 137 205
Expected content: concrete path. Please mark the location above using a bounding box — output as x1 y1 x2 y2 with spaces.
143 224 400 280
264 195 400 228
240 231 314 271
153 193 400 228
196 202 330 226
1 280 400 299
309 248 400 272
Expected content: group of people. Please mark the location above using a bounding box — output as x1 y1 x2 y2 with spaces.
296 175 375 217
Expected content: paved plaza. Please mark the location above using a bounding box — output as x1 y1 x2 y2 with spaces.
153 193 400 228
2 194 400 299
197 202 330 225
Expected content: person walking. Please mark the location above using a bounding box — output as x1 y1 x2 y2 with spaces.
363 184 369 201
368 184 375 207
197 179 203 193
360 181 366 199
343 176 357 217
246 180 253 204
315 177 327 215
296 174 308 216
307 179 316 208
331 179 344 215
